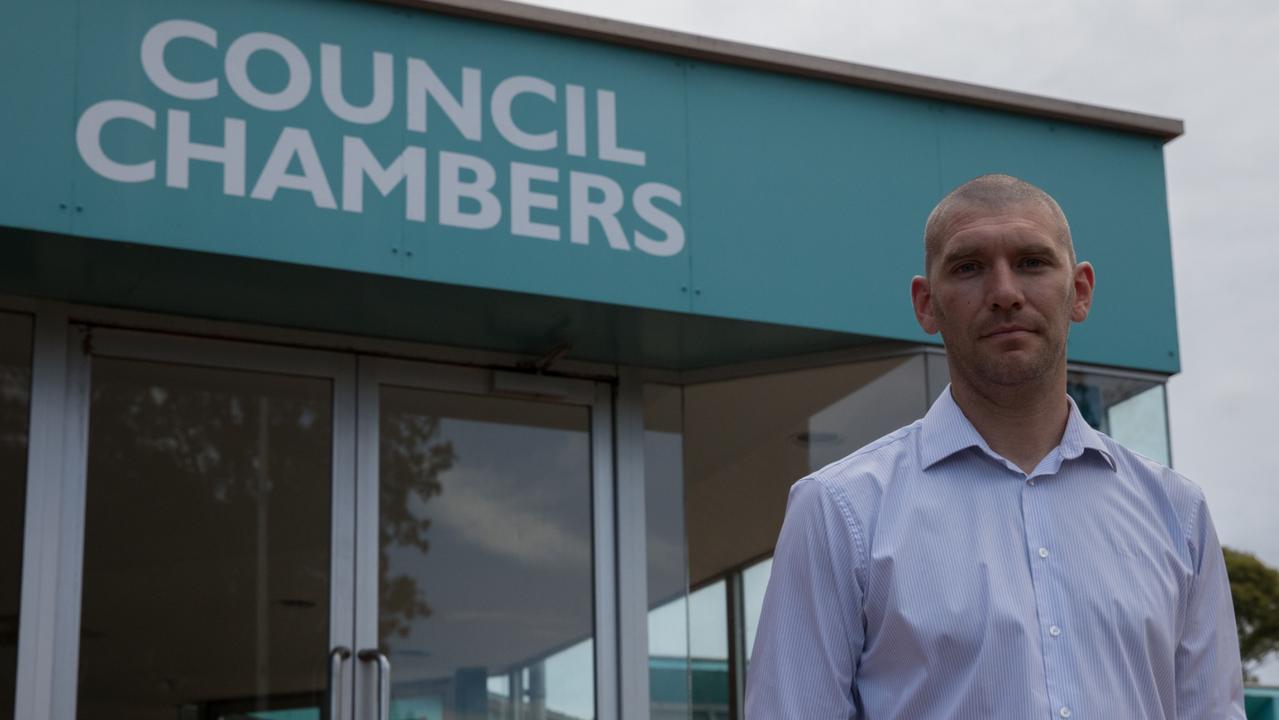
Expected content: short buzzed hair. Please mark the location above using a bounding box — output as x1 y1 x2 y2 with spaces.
924 174 1073 276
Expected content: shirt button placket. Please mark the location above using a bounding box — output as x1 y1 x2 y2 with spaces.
1023 475 1066 717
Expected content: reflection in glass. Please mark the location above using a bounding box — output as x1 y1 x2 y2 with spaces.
688 582 727 663
1068 372 1169 465
644 385 690 720
683 355 926 590
379 387 595 720
669 356 1171 719
685 582 728 720
78 357 332 720
741 559 772 668
648 599 690 683
668 353 930 719
0 313 32 720
1105 384 1169 464
912 358 1173 465
924 351 950 405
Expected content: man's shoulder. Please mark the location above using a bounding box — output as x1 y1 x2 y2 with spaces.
806 419 924 494
1097 433 1208 531
784 421 927 547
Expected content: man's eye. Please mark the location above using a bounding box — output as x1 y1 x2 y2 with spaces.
1022 258 1046 269
954 263 977 274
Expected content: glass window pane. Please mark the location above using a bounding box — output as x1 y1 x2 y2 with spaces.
0 312 33 720
644 385 689 720
1067 372 1169 465
687 581 728 720
924 352 950 405
741 559 772 668
378 387 595 720
1106 384 1169 464
683 355 927 589
78 357 333 720
660 353 929 719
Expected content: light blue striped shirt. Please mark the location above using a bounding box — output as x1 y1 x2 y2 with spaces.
746 387 1244 719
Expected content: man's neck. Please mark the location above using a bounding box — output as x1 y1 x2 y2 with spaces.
948 370 1070 474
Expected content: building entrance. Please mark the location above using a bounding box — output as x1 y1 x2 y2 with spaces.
62 328 612 720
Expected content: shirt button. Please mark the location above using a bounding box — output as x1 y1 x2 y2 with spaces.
1038 547 1049 559
1028 479 1036 486
1049 625 1062 637
1059 707 1072 718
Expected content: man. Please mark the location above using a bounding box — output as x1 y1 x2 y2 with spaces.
745 174 1244 718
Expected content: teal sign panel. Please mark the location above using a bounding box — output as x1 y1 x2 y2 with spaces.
0 0 1179 372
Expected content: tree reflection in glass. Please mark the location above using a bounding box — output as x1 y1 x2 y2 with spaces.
77 358 332 720
378 409 455 641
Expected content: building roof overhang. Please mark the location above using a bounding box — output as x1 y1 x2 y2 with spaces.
382 0 1184 141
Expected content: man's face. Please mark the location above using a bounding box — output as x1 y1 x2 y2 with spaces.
911 203 1095 389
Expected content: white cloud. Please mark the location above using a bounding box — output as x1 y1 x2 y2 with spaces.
436 466 593 570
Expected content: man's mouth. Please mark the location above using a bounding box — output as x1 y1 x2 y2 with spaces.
981 325 1034 339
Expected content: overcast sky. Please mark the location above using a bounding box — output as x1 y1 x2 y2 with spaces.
525 0 1279 682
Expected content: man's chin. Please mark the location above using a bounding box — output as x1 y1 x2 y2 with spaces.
974 353 1055 387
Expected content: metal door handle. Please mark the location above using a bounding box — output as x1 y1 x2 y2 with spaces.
327 646 351 720
357 648 391 720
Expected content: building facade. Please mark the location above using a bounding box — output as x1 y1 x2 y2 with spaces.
1 0 1189 718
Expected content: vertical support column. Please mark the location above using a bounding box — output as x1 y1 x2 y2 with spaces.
726 572 747 720
354 357 382 720
51 325 92 720
330 354 358 720
1161 384 1174 468
591 382 619 720
509 669 524 720
15 312 89 720
614 368 649 720
13 305 68 720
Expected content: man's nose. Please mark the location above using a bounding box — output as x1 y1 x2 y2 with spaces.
986 263 1024 310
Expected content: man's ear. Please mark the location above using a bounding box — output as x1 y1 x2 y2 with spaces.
911 276 940 334
1070 261 1095 323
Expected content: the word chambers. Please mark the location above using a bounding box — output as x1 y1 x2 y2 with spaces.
76 19 685 257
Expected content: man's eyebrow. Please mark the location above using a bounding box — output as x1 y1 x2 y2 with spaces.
1018 241 1063 257
940 241 1062 266
939 246 983 266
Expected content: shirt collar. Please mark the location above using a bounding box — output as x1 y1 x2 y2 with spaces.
1058 393 1116 469
920 385 1116 472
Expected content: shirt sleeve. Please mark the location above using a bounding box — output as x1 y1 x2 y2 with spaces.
745 477 865 719
1175 490 1246 719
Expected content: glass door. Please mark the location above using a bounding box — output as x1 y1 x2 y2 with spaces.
60 328 357 720
355 359 616 720
46 328 619 720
